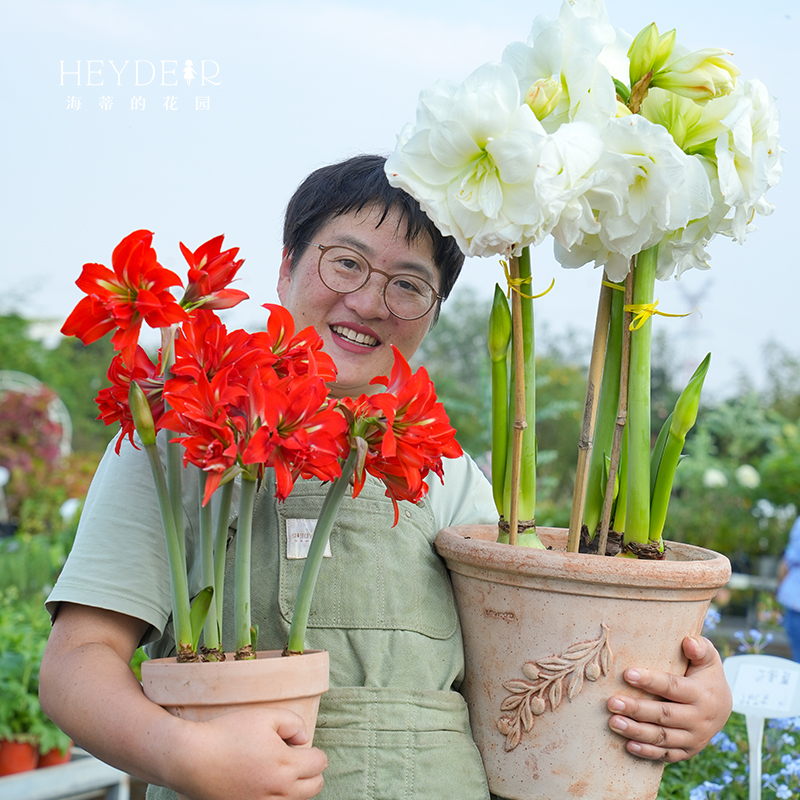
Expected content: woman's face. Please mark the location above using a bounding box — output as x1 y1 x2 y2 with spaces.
277 205 440 398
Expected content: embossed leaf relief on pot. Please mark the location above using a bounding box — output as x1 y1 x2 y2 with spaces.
497 624 612 751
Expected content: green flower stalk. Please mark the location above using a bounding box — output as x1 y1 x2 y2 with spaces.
160 327 185 564
212 480 235 649
502 248 537 530
583 283 624 537
624 245 658 545
286 450 358 655
234 474 258 660
129 381 197 661
488 284 511 517
649 354 711 543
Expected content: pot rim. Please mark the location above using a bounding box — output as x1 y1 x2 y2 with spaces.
140 649 330 705
435 525 731 591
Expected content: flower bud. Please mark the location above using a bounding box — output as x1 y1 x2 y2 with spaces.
628 23 660 87
129 380 157 446
672 353 710 438
651 49 739 102
653 29 677 73
524 77 563 121
488 283 512 363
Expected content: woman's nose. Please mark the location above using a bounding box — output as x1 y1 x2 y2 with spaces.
343 273 391 319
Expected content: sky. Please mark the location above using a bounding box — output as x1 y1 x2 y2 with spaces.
2 0 796 400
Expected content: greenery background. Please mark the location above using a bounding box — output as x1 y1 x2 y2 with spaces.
2 295 799 793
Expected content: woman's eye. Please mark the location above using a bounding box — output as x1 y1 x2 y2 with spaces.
394 277 425 296
336 258 362 272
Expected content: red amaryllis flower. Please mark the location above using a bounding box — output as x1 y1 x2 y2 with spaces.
95 346 166 454
344 346 463 524
179 235 249 311
162 369 247 503
61 230 188 365
170 310 277 390
256 304 337 382
242 376 347 501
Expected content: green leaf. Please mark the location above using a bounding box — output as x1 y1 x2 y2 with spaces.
189 586 214 652
650 411 674 499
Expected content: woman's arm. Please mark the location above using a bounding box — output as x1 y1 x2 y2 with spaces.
40 603 328 800
605 636 731 762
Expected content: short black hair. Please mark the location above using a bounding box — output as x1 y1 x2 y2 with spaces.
282 155 465 306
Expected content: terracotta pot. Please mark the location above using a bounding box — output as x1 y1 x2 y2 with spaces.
435 526 731 800
38 743 73 768
141 649 329 800
141 649 329 732
0 738 39 776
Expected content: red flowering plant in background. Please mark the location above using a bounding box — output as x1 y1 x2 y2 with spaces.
61 230 461 663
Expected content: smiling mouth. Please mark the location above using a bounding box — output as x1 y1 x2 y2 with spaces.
330 325 380 348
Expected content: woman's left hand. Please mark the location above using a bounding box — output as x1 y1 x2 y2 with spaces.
606 636 732 762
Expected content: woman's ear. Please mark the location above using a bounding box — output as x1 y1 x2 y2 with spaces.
276 246 292 303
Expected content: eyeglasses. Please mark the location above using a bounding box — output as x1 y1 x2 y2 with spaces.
305 242 442 321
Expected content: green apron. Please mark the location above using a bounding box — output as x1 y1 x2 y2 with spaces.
147 472 490 800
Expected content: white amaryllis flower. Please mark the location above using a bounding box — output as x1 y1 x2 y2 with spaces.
385 62 549 257
501 0 623 133
714 79 782 242
655 156 728 280
596 115 713 262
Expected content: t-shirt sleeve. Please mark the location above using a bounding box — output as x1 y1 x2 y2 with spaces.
425 452 496 532
46 434 187 643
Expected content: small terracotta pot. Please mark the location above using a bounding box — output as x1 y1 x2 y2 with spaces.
141 649 329 736
141 649 329 800
38 743 73 768
435 526 731 800
0 738 39 776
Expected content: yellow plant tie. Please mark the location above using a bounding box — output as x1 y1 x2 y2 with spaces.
500 259 555 300
623 299 695 331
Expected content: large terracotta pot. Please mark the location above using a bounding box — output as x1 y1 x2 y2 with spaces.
435 526 731 800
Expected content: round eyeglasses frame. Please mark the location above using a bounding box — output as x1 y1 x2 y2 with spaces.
304 242 443 321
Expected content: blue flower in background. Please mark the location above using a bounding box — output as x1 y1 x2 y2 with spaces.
703 607 721 632
734 628 774 653
711 731 738 753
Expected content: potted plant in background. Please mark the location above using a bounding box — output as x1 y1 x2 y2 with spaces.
385 0 780 797
59 230 462 746
0 588 72 776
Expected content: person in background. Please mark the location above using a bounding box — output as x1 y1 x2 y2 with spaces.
778 515 800 661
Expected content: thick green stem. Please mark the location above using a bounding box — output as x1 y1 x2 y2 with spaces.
160 328 185 563
567 279 613 552
583 284 624 536
213 479 235 642
286 450 358 654
197 470 219 652
234 475 257 657
502 249 536 534
143 441 193 656
624 245 658 544
517 247 536 522
167 438 184 561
